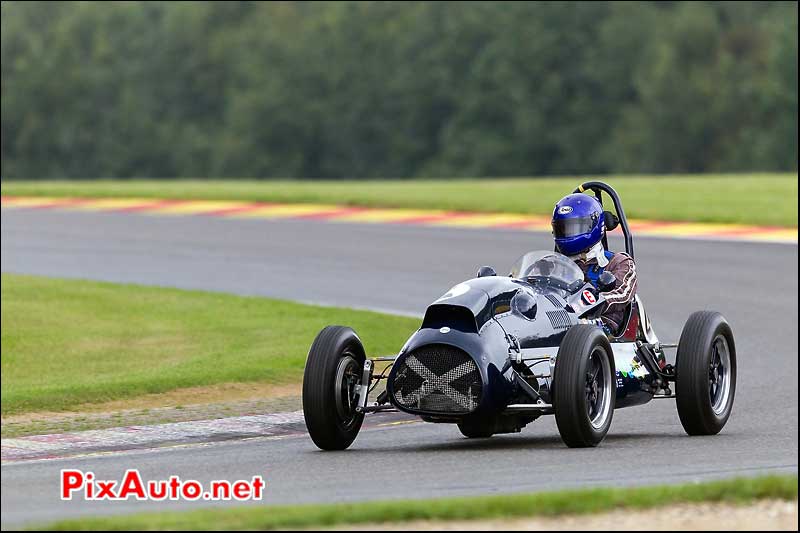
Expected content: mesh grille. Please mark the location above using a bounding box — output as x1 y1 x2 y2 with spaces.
547 309 572 329
392 344 481 414
545 294 564 308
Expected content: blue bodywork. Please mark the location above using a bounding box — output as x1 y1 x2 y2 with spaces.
387 273 655 419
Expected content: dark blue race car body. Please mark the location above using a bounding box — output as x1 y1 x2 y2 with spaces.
387 265 656 422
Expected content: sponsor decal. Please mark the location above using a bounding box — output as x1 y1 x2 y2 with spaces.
557 205 573 215
617 360 648 380
582 289 597 305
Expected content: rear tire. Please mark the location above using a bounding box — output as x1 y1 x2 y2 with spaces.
553 325 616 448
302 326 366 450
675 311 736 436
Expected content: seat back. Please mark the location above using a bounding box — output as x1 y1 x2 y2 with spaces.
610 295 658 343
634 295 659 344
611 300 637 341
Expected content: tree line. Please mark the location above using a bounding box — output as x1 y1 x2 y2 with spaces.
1 1 797 179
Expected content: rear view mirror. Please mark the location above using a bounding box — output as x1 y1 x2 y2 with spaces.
477 266 497 278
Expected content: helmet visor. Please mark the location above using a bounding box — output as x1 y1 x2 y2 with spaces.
552 216 596 239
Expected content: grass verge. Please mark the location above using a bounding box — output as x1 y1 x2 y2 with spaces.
39 475 798 531
0 274 419 415
2 173 797 227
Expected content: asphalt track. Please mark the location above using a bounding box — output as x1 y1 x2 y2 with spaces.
1 208 798 528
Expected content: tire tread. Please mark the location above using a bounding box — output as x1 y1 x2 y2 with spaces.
675 311 736 436
553 325 615 448
302 326 365 450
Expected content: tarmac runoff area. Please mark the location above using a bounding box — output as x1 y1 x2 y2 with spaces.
1 204 797 528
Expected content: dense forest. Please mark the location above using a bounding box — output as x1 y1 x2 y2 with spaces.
1 1 797 180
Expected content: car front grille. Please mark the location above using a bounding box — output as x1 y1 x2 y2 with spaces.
391 344 482 414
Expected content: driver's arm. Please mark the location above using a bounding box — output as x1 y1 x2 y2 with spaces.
599 253 637 331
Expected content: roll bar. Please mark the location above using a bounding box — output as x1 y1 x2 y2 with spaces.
573 181 634 259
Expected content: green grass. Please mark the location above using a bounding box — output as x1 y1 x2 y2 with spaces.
0 274 420 415
2 173 797 226
38 475 798 531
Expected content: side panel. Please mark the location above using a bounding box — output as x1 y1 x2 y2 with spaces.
611 342 655 408
506 343 656 409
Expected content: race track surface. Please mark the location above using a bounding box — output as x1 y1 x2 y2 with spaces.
1 208 798 528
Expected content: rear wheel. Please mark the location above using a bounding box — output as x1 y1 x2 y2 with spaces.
553 325 616 448
675 311 736 436
302 326 366 450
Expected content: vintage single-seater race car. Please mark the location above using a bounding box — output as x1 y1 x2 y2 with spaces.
302 182 736 449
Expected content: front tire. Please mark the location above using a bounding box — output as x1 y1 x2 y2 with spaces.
302 326 366 450
553 325 616 448
675 311 736 436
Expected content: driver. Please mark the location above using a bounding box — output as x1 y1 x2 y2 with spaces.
551 193 637 334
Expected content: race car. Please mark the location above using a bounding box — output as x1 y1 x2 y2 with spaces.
302 182 736 449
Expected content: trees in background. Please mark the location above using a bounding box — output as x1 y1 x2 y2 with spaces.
1 1 797 179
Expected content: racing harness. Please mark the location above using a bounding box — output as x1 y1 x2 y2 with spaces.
584 250 615 289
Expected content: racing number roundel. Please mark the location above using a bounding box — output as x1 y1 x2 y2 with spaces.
582 289 597 305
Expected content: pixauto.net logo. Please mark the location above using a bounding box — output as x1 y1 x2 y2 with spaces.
61 469 266 502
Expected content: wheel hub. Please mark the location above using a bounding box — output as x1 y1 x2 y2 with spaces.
334 355 362 428
585 350 611 430
708 335 732 416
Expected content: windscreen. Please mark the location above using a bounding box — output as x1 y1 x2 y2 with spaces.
509 251 585 290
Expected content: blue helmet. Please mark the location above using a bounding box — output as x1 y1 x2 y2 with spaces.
551 193 604 256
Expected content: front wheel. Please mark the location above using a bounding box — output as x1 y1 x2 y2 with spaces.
553 325 616 448
302 326 366 450
675 311 736 436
